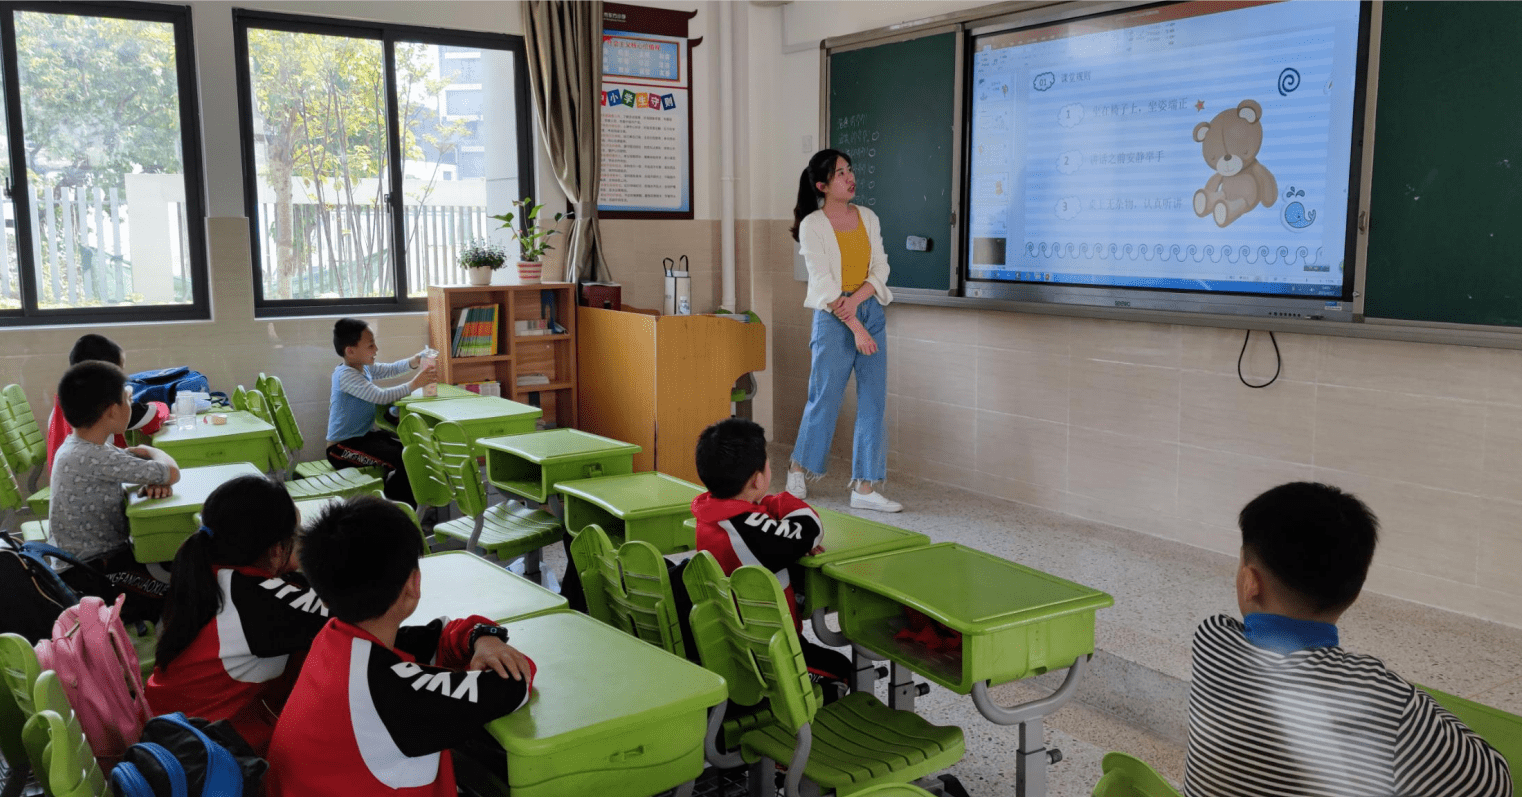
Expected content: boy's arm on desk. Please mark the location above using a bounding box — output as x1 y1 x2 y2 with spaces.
735 495 823 570
1395 687 1514 797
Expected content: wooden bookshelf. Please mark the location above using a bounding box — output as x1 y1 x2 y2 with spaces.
426 284 578 429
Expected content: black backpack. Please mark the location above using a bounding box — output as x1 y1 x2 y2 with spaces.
0 535 78 642
111 713 267 797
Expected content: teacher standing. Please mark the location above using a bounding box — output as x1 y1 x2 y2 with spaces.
786 149 900 513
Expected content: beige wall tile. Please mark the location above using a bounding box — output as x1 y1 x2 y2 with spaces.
1482 403 1522 502
1179 325 1320 384
1070 359 1180 442
896 395 978 470
1069 318 1180 368
1312 468 1479 585
1177 447 1313 528
773 375 809 447
976 347 1069 423
1179 371 1316 463
887 304 980 345
1474 498 1522 597
1320 336 1491 401
975 409 1067 489
891 337 975 408
976 471 1067 513
1167 518 1241 558
1486 348 1522 405
1068 427 1178 519
919 457 982 491
1314 385 1487 493
1363 563 1489 622
977 309 1071 355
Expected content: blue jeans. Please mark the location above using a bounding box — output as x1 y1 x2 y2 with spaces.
791 295 887 482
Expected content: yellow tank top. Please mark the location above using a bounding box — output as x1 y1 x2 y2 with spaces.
834 209 869 293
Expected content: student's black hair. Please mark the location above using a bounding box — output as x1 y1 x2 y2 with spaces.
694 418 769 499
57 361 128 428
69 334 124 367
157 475 299 670
299 495 423 624
333 317 370 357
790 148 851 242
1239 482 1380 614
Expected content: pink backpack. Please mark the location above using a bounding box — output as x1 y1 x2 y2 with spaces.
34 594 153 768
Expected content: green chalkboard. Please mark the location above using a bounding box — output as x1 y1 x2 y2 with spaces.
1364 3 1522 326
829 33 956 292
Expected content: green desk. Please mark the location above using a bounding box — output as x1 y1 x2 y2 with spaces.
401 396 542 453
485 611 727 797
554 472 703 555
397 383 479 404
800 508 932 618
1422 686 1522 795
127 462 265 563
142 411 282 472
409 551 567 625
481 430 641 504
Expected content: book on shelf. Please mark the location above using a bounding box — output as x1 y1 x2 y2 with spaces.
516 372 551 387
454 305 499 357
540 289 567 334
514 319 552 336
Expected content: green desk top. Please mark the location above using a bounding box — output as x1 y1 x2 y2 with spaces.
823 543 1114 635
150 411 276 445
395 384 479 405
485 611 726 756
409 551 567 625
126 463 265 518
479 429 641 463
406 396 541 424
799 508 932 568
554 472 702 520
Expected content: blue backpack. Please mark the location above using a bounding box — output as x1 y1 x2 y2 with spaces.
127 368 211 405
110 713 265 797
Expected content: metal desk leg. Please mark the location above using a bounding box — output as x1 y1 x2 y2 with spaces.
809 608 849 647
969 655 1090 797
888 661 918 711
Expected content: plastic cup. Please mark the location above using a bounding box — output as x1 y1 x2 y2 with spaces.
421 347 438 397
174 394 197 429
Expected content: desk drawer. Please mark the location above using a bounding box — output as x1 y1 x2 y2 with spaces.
489 452 635 504
498 708 706 797
560 496 695 556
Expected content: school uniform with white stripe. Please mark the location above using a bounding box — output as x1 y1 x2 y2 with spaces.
1187 613 1512 797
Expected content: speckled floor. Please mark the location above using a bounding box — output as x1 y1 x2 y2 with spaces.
534 445 1522 797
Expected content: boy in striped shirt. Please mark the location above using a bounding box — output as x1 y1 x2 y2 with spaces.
1187 482 1511 797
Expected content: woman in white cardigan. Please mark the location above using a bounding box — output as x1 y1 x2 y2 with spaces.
785 149 900 512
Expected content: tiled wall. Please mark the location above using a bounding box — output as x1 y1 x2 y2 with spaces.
763 220 1522 628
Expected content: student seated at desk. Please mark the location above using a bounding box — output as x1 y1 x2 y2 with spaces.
267 496 535 797
326 317 435 506
147 475 324 755
1187 482 1512 797
49 360 179 623
690 418 851 699
44 333 169 470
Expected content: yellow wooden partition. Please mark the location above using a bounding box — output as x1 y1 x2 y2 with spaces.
577 308 766 483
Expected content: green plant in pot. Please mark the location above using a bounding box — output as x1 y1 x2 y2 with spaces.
491 197 564 284
459 239 507 285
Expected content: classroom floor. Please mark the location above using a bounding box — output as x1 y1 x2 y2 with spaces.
537 444 1522 797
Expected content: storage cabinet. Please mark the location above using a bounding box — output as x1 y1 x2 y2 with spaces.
426 284 578 429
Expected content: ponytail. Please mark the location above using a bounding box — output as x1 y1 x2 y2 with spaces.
156 475 298 669
790 148 850 242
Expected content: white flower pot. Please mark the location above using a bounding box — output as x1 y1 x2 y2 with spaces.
466 266 493 285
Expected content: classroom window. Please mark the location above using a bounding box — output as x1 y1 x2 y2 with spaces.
0 4 208 326
236 13 535 314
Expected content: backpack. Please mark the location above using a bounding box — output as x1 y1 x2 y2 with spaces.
110 713 266 797
33 593 153 766
127 368 211 405
0 535 79 642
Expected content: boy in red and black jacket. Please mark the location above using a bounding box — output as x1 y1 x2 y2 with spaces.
689 418 851 697
266 496 535 797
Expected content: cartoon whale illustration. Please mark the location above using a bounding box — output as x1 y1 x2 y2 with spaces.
1283 201 1316 228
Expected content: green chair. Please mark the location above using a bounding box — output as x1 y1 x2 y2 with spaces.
0 385 48 517
25 672 106 797
683 552 965 797
244 389 382 500
0 634 40 797
230 385 249 411
1091 753 1181 797
1 459 26 534
848 786 937 797
422 423 562 582
1420 685 1522 795
569 525 685 657
396 413 432 449
259 373 383 482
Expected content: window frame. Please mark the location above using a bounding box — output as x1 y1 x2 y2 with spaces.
0 0 210 327
233 10 537 317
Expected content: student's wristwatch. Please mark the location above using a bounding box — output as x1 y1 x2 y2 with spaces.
469 623 509 650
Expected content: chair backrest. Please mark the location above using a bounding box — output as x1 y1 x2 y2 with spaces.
683 553 804 717
401 439 454 512
1092 752 1182 797
571 525 687 657
230 386 248 411
0 632 41 718
0 633 37 775
240 389 290 471
390 500 431 551
27 671 107 797
0 458 25 515
430 422 487 516
396 413 431 449
0 385 45 481
259 374 305 453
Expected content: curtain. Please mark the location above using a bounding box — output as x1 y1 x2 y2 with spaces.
522 0 609 283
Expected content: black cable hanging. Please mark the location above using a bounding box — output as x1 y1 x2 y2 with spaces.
1237 329 1282 389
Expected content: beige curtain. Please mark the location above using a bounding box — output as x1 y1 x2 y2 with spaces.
522 0 609 283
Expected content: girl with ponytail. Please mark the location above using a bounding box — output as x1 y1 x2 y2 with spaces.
786 149 902 513
147 475 327 754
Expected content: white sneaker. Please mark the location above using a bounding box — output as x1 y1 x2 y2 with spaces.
850 489 903 513
785 470 808 500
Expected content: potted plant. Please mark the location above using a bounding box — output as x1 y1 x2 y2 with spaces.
458 239 507 285
491 197 564 284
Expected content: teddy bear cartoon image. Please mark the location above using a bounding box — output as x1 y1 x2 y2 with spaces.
1192 99 1277 227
